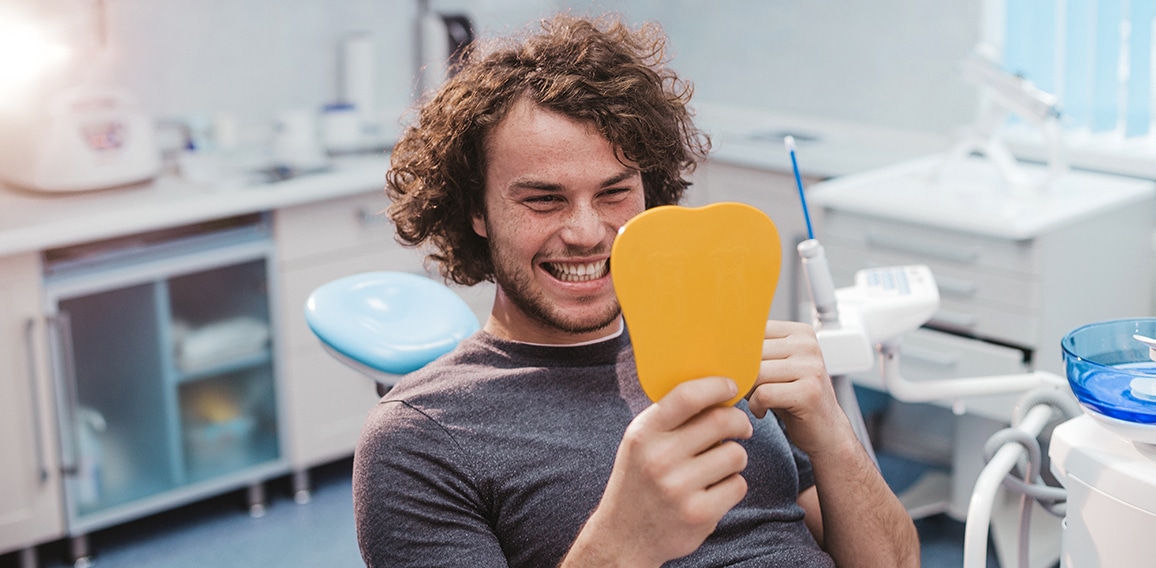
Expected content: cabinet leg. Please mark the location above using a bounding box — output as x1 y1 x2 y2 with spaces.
247 482 267 518
292 469 312 504
18 547 38 568
69 535 93 568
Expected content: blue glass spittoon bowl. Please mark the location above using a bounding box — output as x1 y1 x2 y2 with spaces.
1062 318 1156 445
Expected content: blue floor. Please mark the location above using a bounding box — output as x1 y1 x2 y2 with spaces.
3 454 996 568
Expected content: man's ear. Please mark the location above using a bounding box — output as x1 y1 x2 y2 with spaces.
471 212 488 238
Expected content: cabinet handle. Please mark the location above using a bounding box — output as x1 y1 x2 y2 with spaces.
929 309 979 330
866 232 979 264
900 343 960 368
47 313 81 476
934 274 978 297
23 319 49 484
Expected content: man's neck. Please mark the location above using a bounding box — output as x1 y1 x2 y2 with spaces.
482 316 624 346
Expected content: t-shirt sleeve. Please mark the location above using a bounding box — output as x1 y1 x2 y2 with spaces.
353 400 510 568
790 440 816 492
774 413 816 493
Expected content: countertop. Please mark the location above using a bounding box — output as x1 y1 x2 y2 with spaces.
0 104 953 257
0 154 392 258
808 154 1156 240
694 103 951 178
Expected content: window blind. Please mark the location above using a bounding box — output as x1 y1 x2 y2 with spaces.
1003 0 1154 138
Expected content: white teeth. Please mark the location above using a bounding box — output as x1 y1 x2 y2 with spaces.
547 260 608 282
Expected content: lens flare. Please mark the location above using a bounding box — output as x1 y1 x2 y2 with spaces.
0 17 71 95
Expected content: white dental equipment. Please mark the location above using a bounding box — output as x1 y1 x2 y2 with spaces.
940 44 1067 194
787 137 1156 568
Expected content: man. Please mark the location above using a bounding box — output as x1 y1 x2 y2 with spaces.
354 14 919 567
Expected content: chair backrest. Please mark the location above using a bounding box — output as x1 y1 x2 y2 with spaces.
304 271 480 386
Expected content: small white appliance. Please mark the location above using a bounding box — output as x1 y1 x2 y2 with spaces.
0 86 160 192
1050 416 1156 567
1051 318 1156 567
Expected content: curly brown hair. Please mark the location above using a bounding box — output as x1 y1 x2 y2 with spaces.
386 13 710 286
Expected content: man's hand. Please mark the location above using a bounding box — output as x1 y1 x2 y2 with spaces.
747 320 921 567
746 320 852 458
561 377 753 568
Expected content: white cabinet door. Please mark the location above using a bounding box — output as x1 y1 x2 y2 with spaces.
0 253 64 555
276 251 396 468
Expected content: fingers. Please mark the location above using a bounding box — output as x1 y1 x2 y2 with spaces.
629 378 753 464
685 440 750 491
694 470 748 516
676 406 754 456
762 320 821 360
642 376 740 433
750 320 833 420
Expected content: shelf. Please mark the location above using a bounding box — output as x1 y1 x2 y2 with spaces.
176 349 272 384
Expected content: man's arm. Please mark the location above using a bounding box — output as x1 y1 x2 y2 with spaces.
354 401 510 568
749 320 919 568
560 377 753 568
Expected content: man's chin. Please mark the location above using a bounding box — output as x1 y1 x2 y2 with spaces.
552 314 621 336
531 302 622 336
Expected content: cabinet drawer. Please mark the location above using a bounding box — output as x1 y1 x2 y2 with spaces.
820 209 1037 277
275 191 395 264
824 242 1040 311
850 327 1028 421
829 263 1039 344
929 299 1037 346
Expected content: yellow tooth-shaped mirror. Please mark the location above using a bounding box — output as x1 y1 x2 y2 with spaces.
612 202 781 406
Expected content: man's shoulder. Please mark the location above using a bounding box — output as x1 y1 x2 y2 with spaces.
389 332 505 391
373 332 519 416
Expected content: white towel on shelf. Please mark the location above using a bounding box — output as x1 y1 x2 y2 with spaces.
174 316 270 373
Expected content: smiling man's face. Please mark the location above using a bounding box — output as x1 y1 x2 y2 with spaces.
472 99 645 344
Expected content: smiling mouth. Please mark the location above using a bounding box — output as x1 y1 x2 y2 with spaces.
543 259 610 282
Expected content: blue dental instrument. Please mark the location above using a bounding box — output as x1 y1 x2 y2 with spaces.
784 135 814 240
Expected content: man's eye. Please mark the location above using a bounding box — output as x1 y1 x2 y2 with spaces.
526 195 560 204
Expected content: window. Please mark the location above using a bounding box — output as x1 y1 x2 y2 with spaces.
986 0 1156 177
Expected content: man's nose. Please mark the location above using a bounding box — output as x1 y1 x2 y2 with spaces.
560 203 608 247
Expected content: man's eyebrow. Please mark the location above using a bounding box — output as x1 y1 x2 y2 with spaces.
599 169 640 188
510 169 640 192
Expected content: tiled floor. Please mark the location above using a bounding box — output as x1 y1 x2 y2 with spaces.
1 452 1008 568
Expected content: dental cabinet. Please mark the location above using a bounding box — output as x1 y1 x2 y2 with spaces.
809 155 1156 568
809 155 1156 420
0 156 446 565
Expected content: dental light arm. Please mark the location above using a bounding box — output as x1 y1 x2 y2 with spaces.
941 44 1068 192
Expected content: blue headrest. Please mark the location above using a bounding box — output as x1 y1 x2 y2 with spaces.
305 271 480 375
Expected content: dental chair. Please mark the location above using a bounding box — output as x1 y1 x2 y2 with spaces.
304 271 480 392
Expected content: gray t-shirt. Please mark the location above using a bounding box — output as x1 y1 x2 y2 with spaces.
353 329 835 567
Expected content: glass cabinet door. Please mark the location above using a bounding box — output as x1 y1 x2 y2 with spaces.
57 282 177 518
168 259 279 484
45 216 283 532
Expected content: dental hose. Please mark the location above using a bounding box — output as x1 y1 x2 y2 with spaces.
980 387 1080 568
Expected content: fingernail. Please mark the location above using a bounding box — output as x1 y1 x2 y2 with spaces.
726 379 738 396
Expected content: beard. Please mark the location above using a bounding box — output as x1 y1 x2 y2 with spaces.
487 239 622 336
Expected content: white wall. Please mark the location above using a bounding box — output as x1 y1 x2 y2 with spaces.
563 0 984 134
3 0 982 137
